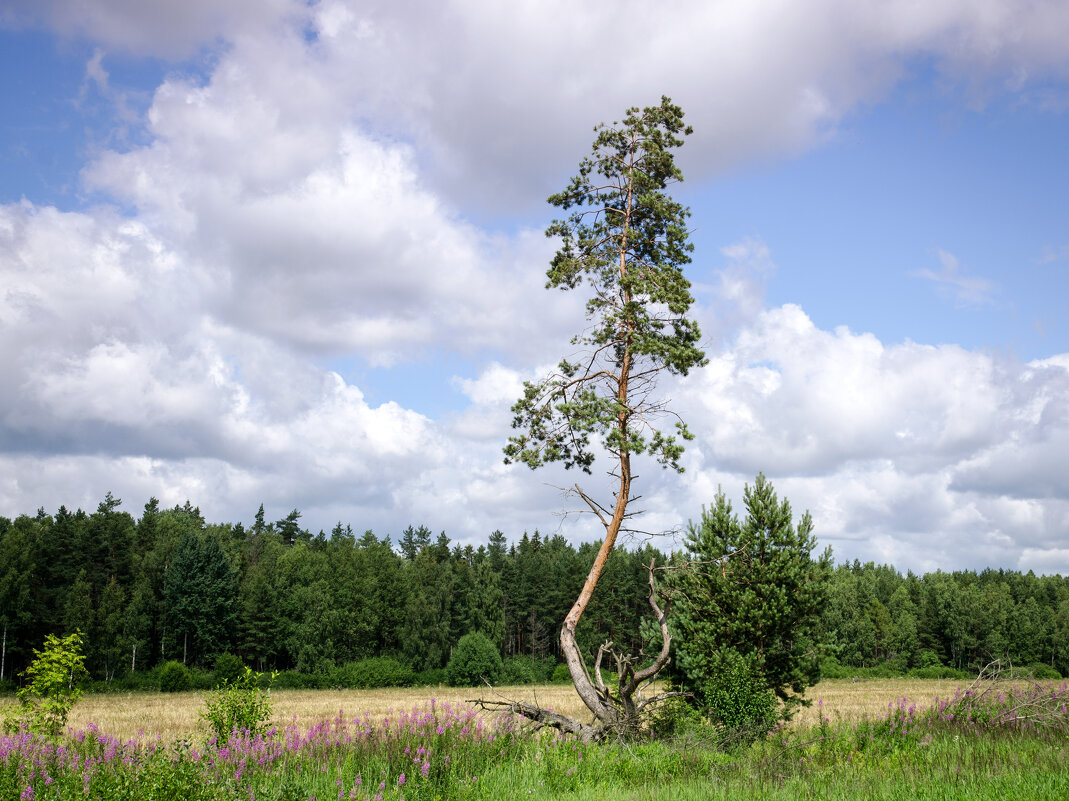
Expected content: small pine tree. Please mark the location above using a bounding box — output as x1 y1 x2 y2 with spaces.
673 474 832 734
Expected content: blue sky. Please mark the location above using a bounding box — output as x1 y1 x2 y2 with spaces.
1 1 1068 574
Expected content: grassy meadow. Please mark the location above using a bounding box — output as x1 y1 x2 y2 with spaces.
65 678 970 741
4 678 1068 800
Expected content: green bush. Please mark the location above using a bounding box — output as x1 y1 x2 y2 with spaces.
3 632 88 735
914 649 943 668
446 632 503 686
113 671 158 692
273 670 318 690
819 656 850 679
1009 662 1062 680
695 650 777 743
412 668 448 687
501 655 541 684
200 667 275 742
330 657 414 689
909 665 971 680
212 653 245 687
159 660 193 693
550 663 573 684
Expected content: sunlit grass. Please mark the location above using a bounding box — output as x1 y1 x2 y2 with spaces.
5 678 1068 801
68 678 974 741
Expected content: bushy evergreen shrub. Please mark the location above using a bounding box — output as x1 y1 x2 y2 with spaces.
159 661 193 693
446 633 503 686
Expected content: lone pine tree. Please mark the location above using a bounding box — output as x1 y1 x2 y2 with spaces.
503 97 706 739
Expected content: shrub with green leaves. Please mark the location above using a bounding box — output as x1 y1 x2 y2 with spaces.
159 660 193 693
212 653 245 687
446 632 503 686
3 631 88 736
501 655 541 685
330 657 414 689
550 663 573 684
696 650 777 743
200 667 275 742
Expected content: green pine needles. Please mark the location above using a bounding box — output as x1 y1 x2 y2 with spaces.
673 474 833 734
502 97 707 737
505 96 706 476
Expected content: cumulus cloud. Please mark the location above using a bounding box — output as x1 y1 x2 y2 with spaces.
1 1 1068 573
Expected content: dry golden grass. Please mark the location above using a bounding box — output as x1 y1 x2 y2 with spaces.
67 684 592 741
65 678 978 741
791 678 965 727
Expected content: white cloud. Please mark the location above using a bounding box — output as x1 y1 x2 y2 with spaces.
1018 547 1069 576
1 1 1068 572
0 0 302 58
913 249 997 307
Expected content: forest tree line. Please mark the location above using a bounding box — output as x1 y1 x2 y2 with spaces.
1 494 1068 685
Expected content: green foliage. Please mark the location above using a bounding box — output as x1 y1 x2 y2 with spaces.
412 667 448 687
3 688 1069 801
446 632 503 686
646 688 707 739
200 666 275 742
505 97 706 476
272 669 320 690
1009 662 1062 680
550 663 573 684
163 529 237 667
159 660 192 693
673 475 832 728
501 655 551 685
698 650 778 741
5 486 1069 692
330 657 414 689
4 631 87 735
907 665 971 680
212 652 245 687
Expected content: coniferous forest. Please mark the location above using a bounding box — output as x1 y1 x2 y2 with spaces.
1 493 1067 687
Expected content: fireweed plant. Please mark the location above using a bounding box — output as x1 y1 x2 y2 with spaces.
1 685 1068 800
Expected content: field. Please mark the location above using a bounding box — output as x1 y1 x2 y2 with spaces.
68 678 968 741
5 677 1068 800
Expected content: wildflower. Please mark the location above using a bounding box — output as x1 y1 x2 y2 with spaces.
398 773 406 786
21 787 34 800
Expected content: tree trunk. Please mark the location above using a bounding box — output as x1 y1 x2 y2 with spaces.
560 473 630 728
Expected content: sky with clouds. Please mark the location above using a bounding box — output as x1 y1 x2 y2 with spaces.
1 0 1068 574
